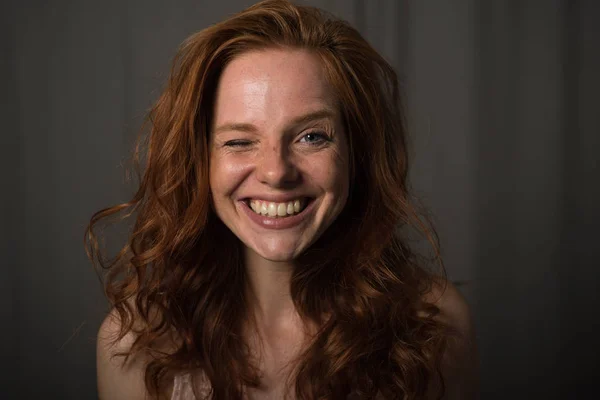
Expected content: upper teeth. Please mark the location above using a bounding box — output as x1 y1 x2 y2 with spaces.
249 199 306 217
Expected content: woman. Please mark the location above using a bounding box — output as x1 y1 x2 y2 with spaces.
87 1 478 399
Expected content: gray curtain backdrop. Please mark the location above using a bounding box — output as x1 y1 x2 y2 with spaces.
2 0 598 399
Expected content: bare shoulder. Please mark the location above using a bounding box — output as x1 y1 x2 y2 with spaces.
424 278 480 399
97 308 150 400
424 278 474 335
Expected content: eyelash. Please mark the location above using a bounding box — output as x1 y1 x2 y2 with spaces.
223 131 331 148
298 131 331 145
224 139 253 147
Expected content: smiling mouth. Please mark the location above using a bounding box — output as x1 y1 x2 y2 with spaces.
244 197 312 218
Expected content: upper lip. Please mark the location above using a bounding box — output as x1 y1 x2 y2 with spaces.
240 194 313 203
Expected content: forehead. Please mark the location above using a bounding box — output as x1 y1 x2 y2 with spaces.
212 48 338 125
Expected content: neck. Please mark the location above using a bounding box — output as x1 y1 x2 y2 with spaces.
243 247 298 330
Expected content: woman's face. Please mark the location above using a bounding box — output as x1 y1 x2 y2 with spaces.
209 48 350 262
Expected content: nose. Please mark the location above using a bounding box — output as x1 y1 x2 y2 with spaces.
255 143 299 188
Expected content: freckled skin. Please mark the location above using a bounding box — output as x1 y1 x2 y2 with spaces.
209 49 350 262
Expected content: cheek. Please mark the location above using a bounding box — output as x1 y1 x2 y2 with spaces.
208 157 223 196
209 155 252 196
306 153 350 196
329 152 351 209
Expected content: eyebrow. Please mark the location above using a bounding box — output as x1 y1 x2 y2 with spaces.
213 109 336 135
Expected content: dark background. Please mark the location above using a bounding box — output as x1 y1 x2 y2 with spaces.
2 0 599 399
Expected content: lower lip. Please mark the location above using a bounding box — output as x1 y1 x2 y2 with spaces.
239 198 316 230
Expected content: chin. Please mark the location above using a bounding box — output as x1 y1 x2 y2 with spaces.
251 247 302 263
246 238 307 262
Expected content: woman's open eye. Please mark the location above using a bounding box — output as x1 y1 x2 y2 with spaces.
298 131 330 145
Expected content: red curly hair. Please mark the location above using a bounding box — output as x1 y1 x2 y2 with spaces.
86 1 455 398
